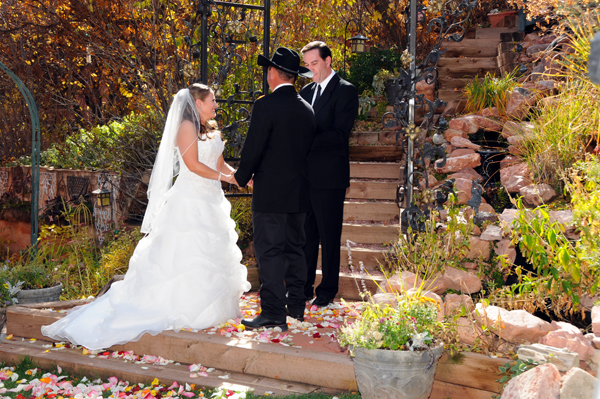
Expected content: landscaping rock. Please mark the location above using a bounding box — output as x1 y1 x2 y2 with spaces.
499 209 519 225
501 121 535 139
451 136 481 151
473 304 556 343
585 333 600 350
464 114 504 132
480 225 503 241
524 33 540 42
500 154 521 169
517 343 580 372
505 87 537 120
534 80 557 95
456 317 479 346
449 148 475 158
478 203 496 214
435 152 481 174
590 349 600 372
495 238 517 269
519 184 557 207
444 266 482 294
593 306 600 336
466 235 491 260
481 107 500 118
448 167 483 183
500 363 561 399
449 116 479 135
500 162 532 192
444 128 466 142
559 367 597 399
444 293 474 315
415 80 435 101
372 292 398 307
474 212 499 226
526 43 550 56
539 321 595 362
393 271 449 295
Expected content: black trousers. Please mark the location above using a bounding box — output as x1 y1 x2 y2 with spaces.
303 187 346 300
253 211 307 320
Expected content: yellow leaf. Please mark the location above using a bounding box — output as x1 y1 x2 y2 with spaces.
151 378 159 386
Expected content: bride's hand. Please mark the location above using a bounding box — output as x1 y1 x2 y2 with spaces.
221 173 238 186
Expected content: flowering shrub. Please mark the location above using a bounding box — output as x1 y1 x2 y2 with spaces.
0 264 23 307
338 294 441 352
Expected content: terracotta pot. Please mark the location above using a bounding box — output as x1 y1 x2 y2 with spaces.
488 11 517 28
353 343 444 399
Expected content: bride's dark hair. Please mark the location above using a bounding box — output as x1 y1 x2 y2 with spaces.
185 83 220 141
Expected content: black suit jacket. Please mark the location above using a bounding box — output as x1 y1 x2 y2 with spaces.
235 85 316 214
300 74 359 190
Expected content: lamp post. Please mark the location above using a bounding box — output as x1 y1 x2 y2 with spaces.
343 19 368 74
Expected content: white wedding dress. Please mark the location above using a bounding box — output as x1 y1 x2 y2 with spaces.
41 132 250 350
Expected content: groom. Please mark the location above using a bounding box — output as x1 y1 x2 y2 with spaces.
234 47 316 331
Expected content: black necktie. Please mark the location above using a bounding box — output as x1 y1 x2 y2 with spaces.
313 85 321 107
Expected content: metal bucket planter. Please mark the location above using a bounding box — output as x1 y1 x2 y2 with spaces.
17 283 62 304
353 344 444 399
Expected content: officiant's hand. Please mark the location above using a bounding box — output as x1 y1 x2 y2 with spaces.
248 178 254 188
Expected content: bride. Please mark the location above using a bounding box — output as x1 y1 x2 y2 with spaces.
41 84 251 350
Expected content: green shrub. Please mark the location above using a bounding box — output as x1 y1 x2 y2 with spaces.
346 48 402 94
98 228 143 278
521 80 599 188
229 197 253 250
463 71 518 115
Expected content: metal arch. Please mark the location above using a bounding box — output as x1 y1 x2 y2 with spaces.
0 61 41 248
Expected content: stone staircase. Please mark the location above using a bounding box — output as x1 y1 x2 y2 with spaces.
437 27 516 106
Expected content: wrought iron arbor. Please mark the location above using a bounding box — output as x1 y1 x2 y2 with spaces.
0 61 41 247
187 0 270 197
382 0 477 231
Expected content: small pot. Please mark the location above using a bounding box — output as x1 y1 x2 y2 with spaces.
488 11 517 28
384 78 401 105
17 283 62 305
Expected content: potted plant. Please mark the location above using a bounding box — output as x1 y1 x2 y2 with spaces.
487 9 517 28
372 69 400 105
338 289 446 399
1 252 63 305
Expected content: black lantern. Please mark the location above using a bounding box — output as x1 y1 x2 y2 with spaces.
343 19 369 74
349 33 368 54
92 186 112 208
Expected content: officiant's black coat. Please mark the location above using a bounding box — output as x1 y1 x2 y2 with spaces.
235 85 316 213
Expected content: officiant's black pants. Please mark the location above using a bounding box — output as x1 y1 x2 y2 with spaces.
253 212 307 320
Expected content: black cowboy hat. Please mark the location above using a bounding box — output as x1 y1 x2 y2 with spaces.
257 47 313 78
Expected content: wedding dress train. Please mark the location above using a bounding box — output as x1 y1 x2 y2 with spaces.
41 133 250 349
